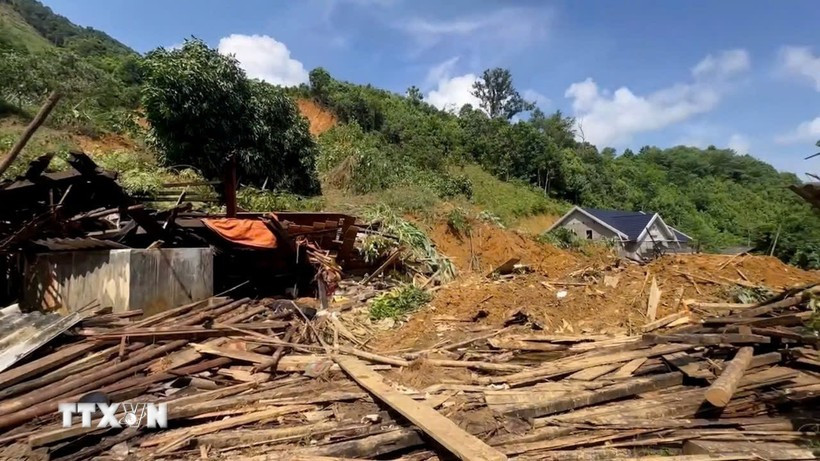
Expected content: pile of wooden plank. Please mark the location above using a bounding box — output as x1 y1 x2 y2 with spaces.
0 284 817 460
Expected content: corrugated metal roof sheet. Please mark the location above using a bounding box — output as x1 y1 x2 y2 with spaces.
32 237 130 251
0 305 85 373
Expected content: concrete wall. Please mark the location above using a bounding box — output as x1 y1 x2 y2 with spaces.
24 248 212 313
623 218 690 259
560 209 620 241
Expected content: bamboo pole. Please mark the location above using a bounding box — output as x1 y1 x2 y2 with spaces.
0 91 61 177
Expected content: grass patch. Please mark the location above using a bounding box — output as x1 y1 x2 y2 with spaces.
369 285 432 321
0 4 55 52
379 184 440 215
458 164 567 225
538 227 587 250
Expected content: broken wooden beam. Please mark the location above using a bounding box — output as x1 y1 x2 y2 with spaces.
504 372 683 419
334 355 508 461
643 333 770 345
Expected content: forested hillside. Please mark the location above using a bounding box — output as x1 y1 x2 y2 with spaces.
0 0 141 132
1 0 818 268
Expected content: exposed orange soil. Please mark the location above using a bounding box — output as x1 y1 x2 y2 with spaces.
296 99 337 136
430 221 579 276
374 224 820 351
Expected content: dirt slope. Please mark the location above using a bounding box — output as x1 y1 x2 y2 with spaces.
296 99 337 136
429 221 579 276
375 224 820 351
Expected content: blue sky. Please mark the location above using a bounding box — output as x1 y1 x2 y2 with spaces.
45 0 820 175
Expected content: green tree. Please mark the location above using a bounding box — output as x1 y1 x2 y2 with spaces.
141 39 320 194
309 67 333 105
471 68 534 119
406 85 423 105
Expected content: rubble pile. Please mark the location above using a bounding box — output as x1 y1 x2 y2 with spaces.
0 283 816 460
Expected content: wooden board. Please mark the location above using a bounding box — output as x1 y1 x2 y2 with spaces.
646 277 661 321
610 358 647 379
334 355 507 461
642 311 687 333
0 341 98 389
683 440 819 459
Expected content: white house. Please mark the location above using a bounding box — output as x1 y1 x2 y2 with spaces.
547 206 694 259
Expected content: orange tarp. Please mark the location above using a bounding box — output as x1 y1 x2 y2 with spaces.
202 218 278 249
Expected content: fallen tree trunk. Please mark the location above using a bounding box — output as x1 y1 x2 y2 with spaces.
705 347 753 407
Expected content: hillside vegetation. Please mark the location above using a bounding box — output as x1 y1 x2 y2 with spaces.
0 0 819 269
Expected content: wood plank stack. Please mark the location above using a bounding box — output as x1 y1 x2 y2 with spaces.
0 284 817 460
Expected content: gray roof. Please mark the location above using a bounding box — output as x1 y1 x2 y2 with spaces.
582 208 654 241
581 207 691 243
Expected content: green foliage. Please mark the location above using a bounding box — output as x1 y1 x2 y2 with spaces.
724 286 773 304
364 204 456 281
360 235 394 264
0 2 52 51
378 184 440 214
141 39 320 194
317 121 472 201
477 210 505 228
461 164 566 224
539 227 586 250
369 285 432 321
2 0 133 56
446 207 472 236
471 68 534 119
236 187 325 212
0 1 142 137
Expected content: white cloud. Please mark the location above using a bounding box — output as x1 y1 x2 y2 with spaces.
564 49 750 146
405 18 485 36
399 7 550 52
728 133 750 154
423 57 480 112
217 34 308 87
776 116 820 144
692 49 750 80
424 56 460 87
523 89 550 108
427 75 481 113
778 46 820 91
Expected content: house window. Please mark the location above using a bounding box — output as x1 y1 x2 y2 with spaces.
586 230 593 240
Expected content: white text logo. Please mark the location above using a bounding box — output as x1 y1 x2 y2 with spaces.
58 402 168 428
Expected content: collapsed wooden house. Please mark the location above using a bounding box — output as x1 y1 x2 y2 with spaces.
0 152 372 313
0 281 816 460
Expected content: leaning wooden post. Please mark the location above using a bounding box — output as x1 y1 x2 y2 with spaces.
223 154 237 217
705 346 753 407
0 91 62 177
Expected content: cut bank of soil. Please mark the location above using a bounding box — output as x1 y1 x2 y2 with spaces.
430 222 579 276
297 98 337 136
